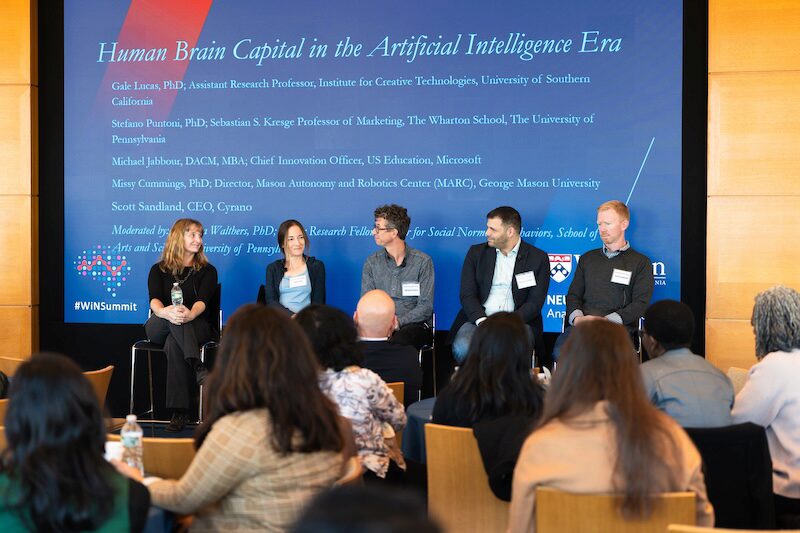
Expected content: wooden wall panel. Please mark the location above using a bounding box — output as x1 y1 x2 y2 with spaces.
707 196 800 320
706 319 756 372
0 86 33 195
0 307 34 357
0 0 32 84
709 72 800 196
0 196 33 305
710 0 800 73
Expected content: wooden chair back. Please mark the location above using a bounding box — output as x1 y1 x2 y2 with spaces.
536 487 695 533
84 365 114 407
386 381 405 444
668 525 800 533
334 456 364 487
425 423 509 532
0 399 8 427
108 434 196 479
386 381 404 406
0 356 26 377
0 427 5 452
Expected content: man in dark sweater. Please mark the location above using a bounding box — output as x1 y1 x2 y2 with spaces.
355 289 422 405
553 200 654 359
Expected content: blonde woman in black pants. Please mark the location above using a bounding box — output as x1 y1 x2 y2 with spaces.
145 218 217 431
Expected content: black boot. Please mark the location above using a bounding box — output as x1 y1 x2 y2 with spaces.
166 409 189 432
191 359 208 386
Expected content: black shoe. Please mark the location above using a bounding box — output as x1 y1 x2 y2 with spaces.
195 364 208 386
165 410 189 432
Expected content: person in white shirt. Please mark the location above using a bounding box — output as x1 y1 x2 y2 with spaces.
731 285 800 526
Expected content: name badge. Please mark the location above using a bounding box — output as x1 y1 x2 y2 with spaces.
515 271 536 289
611 268 632 285
288 275 308 288
402 282 421 297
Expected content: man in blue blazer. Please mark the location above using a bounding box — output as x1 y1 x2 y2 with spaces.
450 206 550 363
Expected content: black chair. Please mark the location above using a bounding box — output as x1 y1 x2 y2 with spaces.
256 284 266 305
418 313 436 397
129 284 222 423
685 422 776 529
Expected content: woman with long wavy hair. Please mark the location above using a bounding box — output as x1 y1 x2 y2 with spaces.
0 353 150 531
509 320 713 532
145 218 217 431
116 304 350 531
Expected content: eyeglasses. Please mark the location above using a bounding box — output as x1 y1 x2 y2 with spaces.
372 225 395 233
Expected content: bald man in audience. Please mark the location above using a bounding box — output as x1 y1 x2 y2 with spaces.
355 290 422 406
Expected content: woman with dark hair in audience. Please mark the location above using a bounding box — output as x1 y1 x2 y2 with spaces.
732 285 800 525
431 312 544 500
295 304 406 482
265 219 325 315
509 321 713 531
0 353 150 531
116 305 351 531
146 217 218 431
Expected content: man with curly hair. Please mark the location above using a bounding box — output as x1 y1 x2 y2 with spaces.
361 204 434 349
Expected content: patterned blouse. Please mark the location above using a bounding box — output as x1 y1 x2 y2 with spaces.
319 366 407 477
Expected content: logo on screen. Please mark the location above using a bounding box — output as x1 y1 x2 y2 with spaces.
549 254 572 283
73 245 131 298
652 260 667 286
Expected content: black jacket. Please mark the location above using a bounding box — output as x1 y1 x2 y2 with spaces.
265 256 325 315
450 240 550 351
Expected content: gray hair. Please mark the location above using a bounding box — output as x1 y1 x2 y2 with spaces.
752 285 800 358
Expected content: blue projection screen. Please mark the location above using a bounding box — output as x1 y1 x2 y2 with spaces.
64 0 682 330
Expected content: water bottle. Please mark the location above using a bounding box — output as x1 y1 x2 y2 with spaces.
170 282 183 307
120 414 144 476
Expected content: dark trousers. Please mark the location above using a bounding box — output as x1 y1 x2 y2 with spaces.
775 494 800 529
145 315 211 410
390 322 432 350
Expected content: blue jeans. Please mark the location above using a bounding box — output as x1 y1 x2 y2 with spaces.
452 322 478 363
452 321 535 364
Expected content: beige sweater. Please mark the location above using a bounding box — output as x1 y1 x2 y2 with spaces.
509 401 714 532
149 409 344 532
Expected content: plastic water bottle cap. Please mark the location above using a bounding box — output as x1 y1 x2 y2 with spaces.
126 414 137 423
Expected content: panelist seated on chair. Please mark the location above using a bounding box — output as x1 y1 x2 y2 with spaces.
640 300 734 428
509 320 714 532
432 312 543 501
553 200 654 360
265 219 325 315
361 204 434 350
145 218 217 432
450 206 550 363
355 289 422 406
115 305 353 531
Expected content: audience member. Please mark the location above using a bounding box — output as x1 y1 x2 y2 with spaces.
265 219 325 315
145 218 218 431
296 304 407 482
355 290 422 405
640 299 734 427
450 206 550 363
509 321 713 531
433 312 544 500
116 305 350 531
732 285 800 526
553 200 654 359
291 485 441 533
0 353 150 532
